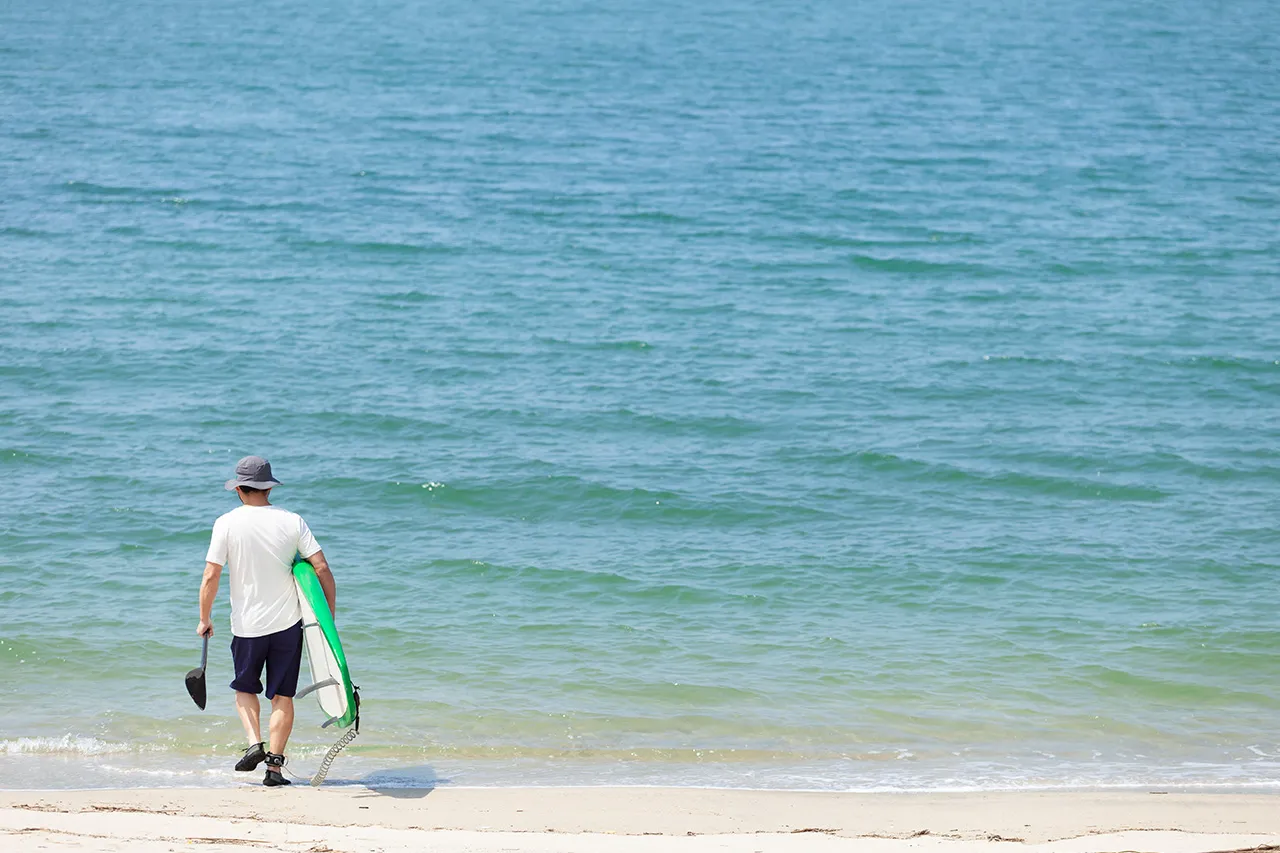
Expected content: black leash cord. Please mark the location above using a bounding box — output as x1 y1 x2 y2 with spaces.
308 687 361 787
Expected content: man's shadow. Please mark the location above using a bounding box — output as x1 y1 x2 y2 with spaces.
355 765 443 799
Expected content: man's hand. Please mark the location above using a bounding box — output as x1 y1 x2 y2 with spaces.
197 620 213 638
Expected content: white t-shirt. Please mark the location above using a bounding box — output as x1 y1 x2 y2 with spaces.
205 505 322 638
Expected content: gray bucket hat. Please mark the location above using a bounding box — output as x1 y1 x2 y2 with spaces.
225 455 283 491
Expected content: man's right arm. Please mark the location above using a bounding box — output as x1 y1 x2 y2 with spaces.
307 550 337 618
197 561 222 637
199 517 227 637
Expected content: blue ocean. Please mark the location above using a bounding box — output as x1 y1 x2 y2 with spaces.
2 0 1279 790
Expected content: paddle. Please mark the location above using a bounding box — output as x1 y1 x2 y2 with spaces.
185 633 209 710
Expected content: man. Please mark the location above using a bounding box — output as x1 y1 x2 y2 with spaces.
197 456 336 787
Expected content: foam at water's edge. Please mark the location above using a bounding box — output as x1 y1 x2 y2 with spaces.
3 746 1280 793
0 736 137 756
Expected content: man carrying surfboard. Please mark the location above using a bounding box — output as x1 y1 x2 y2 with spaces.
196 456 337 787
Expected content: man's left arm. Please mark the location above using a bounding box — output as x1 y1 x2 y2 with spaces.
297 517 335 617
306 550 337 618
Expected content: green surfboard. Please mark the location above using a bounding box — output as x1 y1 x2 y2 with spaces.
292 560 357 729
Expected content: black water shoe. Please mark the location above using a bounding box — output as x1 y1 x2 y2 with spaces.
235 742 266 772
263 752 291 787
263 770 291 786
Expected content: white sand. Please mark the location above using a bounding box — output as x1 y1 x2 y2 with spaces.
1 787 1277 852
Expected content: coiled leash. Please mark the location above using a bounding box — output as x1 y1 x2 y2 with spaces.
309 686 360 787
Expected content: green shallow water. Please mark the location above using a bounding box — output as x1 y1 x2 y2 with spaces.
2 0 1280 790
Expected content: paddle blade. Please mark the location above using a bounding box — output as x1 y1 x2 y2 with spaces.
185 667 207 710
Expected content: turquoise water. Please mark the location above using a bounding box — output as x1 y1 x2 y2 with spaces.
2 0 1280 790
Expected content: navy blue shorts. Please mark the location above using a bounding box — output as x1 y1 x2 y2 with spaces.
229 621 303 699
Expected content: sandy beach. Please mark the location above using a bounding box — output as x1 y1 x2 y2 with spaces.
1 787 1277 852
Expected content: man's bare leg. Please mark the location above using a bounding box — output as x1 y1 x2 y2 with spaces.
268 695 294 757
235 692 262 745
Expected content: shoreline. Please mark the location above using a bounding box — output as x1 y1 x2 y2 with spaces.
6 737 1279 794
2 787 1278 851
4 782 1280 794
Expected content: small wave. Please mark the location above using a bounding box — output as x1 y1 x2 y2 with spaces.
792 449 1168 501
286 238 460 255
436 559 764 608
61 181 181 198
373 290 442 305
1 735 133 756
879 155 993 168
536 338 652 352
600 408 759 438
0 449 63 465
137 239 223 252
1046 261 1115 276
405 472 832 526
1165 354 1279 374
284 410 461 441
978 354 1075 366
96 764 221 778
617 210 696 225
848 254 1001 277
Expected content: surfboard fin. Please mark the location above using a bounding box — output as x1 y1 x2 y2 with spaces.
295 678 339 700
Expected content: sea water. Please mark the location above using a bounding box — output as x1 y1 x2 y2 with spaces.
2 0 1279 790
